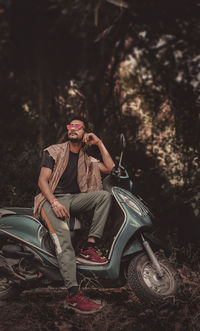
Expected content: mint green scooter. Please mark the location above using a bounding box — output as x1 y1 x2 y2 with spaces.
0 135 177 303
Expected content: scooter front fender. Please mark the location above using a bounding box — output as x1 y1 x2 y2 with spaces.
123 237 143 257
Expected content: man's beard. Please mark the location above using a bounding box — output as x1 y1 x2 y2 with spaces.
68 133 82 143
69 137 81 143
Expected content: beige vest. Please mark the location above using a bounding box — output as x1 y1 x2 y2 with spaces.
33 141 102 218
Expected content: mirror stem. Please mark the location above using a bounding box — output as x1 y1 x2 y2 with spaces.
119 151 123 167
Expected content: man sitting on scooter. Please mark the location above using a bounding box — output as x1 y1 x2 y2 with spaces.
34 116 114 314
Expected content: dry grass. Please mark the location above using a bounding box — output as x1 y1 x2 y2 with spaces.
0 264 200 331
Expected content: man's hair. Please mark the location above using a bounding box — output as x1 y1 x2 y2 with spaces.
68 115 89 132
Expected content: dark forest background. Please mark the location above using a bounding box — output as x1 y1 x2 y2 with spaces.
0 0 199 237
0 0 200 329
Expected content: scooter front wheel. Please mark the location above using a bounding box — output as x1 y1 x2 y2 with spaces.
0 276 21 300
127 252 178 303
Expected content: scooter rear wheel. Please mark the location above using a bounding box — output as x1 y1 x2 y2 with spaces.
0 276 21 300
127 252 178 303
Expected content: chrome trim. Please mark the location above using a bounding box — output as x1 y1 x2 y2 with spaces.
107 187 127 260
38 224 46 244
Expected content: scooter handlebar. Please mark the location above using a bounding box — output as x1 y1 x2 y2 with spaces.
114 156 120 168
111 156 121 178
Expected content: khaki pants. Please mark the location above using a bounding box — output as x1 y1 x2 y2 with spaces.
41 190 112 289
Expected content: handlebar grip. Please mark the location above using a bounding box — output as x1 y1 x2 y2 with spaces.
111 157 121 178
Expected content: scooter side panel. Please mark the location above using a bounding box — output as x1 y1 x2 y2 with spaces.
0 215 42 246
0 215 58 266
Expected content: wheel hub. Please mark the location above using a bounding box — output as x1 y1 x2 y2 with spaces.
142 264 171 294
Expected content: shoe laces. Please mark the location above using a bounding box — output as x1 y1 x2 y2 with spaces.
89 246 106 258
75 292 92 304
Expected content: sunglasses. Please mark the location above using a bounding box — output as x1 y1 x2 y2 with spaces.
66 124 84 130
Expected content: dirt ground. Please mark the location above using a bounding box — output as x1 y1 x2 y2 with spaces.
0 264 200 331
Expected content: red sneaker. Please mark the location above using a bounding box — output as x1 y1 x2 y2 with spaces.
64 292 103 314
76 247 108 265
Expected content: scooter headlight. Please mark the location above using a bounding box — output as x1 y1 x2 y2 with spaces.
119 193 142 216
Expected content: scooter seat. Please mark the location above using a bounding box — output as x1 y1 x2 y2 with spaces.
0 207 34 217
0 207 81 232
